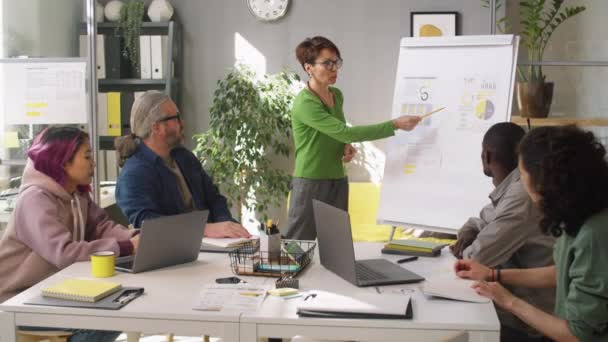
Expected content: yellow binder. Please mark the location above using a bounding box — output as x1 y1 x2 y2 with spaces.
107 92 121 136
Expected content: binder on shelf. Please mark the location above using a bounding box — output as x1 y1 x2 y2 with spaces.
150 35 163 79
96 34 106 79
97 92 108 136
139 35 152 79
104 34 122 79
107 92 121 137
42 278 121 303
120 92 134 135
79 35 105 79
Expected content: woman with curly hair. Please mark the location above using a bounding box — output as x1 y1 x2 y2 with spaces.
455 125 608 342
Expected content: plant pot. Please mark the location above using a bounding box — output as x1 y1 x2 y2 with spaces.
517 81 554 118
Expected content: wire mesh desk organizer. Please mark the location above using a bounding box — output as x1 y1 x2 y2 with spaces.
229 240 316 278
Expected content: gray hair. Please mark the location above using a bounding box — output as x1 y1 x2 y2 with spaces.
115 90 170 166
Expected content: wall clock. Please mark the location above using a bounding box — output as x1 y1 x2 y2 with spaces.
247 0 289 22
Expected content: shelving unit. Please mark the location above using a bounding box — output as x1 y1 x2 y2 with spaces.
489 2 607 126
79 21 182 150
511 116 608 127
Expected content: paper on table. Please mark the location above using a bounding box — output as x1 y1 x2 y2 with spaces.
422 275 490 303
297 290 411 316
192 283 267 313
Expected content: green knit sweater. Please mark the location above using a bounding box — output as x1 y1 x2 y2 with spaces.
290 87 395 179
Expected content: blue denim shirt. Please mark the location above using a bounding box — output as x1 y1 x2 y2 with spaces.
116 143 234 228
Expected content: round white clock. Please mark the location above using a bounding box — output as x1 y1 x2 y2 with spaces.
247 0 289 21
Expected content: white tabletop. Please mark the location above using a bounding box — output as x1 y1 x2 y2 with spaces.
0 252 244 341
239 242 500 342
0 243 500 342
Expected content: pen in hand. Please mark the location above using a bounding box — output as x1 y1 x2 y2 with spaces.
397 256 418 264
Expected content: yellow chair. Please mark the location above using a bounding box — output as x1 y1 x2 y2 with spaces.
17 330 72 342
348 182 409 242
348 182 456 245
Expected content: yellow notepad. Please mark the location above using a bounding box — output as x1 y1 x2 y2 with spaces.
42 279 122 303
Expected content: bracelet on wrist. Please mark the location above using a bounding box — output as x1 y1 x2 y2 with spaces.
497 268 501 283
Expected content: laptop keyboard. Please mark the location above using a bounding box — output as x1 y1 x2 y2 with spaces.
356 263 389 281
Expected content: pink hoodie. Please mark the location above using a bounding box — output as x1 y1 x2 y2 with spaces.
0 161 134 303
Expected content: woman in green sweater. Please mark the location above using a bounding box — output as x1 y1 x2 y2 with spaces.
285 36 421 240
456 126 608 342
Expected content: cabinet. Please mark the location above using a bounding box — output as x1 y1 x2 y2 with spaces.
79 21 182 150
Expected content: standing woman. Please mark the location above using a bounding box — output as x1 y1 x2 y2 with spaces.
0 127 138 342
286 36 422 240
456 126 608 341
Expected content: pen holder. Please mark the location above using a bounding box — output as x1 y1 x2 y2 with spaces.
259 232 281 262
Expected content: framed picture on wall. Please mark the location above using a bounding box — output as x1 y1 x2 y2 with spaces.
410 12 459 37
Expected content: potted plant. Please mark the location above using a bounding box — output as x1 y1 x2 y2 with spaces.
193 64 302 223
117 0 145 73
483 0 585 117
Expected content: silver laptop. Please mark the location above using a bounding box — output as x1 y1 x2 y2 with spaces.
312 200 424 287
115 211 208 273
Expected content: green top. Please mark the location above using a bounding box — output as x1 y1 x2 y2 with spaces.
290 87 395 179
554 209 608 341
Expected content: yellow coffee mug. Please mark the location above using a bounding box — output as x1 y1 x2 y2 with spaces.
91 251 115 278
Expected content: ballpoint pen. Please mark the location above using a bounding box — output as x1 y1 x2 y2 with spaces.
397 256 418 264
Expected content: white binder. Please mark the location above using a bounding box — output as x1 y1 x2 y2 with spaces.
96 34 106 79
96 92 108 136
139 35 152 79
79 34 106 79
151 35 163 79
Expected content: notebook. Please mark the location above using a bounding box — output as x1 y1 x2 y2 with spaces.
382 239 446 257
297 290 413 319
42 279 122 303
202 236 259 248
422 276 490 303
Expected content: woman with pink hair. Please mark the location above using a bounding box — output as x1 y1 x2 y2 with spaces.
0 126 138 342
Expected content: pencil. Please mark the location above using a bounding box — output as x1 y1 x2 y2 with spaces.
420 106 446 119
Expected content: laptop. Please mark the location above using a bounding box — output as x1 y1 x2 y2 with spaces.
115 211 208 273
312 200 424 287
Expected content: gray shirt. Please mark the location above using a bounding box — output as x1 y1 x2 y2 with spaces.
461 169 555 336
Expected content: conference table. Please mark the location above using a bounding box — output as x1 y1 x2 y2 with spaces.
0 243 500 342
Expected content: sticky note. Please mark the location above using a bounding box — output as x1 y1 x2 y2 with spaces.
4 132 19 148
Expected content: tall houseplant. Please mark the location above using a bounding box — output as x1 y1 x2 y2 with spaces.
117 0 145 72
193 64 302 222
483 0 586 117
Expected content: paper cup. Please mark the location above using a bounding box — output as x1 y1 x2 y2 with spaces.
91 251 115 278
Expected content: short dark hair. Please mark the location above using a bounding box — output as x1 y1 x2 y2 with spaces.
519 125 608 237
295 36 341 70
482 122 526 171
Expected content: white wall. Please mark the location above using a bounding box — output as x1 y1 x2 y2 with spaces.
2 0 81 57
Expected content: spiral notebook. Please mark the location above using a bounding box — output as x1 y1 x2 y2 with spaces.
42 279 122 303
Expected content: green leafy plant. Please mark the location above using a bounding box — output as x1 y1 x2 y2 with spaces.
482 0 585 82
117 0 145 71
193 64 302 222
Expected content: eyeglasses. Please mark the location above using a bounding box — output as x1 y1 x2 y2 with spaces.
157 113 181 123
312 58 343 71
